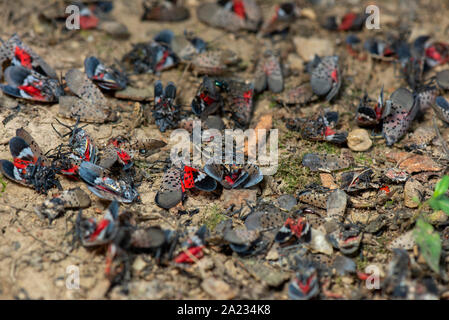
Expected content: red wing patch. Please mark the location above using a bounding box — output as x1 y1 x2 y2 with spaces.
14 46 32 69
339 12 358 31
233 0 246 19
80 15 99 29
182 166 198 190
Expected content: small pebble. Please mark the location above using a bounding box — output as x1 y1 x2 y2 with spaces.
276 194 297 211
347 129 372 152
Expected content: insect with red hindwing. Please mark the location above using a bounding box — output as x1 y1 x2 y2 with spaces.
0 66 63 102
76 200 169 296
275 217 311 244
288 257 320 300
260 2 300 36
122 40 178 75
287 111 348 145
204 162 263 190
155 164 217 209
254 48 283 94
50 118 97 177
153 81 180 133
174 225 207 264
98 136 167 171
84 56 128 91
0 33 57 78
0 34 62 102
197 0 262 32
76 201 121 247
309 55 342 102
0 128 61 194
191 77 228 118
355 86 389 127
78 162 139 203
226 79 255 128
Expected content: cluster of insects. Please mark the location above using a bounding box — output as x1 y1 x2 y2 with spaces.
2 0 449 300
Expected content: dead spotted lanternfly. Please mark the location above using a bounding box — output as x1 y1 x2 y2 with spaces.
2 0 449 302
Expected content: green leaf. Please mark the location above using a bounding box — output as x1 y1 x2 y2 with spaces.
436 196 449 215
433 175 449 199
428 197 439 211
413 219 441 273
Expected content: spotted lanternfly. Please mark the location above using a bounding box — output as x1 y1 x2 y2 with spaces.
0 34 61 102
182 165 217 192
97 137 140 171
155 166 184 209
0 129 60 194
275 217 311 244
153 29 206 62
278 83 315 106
142 0 190 22
382 87 419 146
355 86 388 127
288 111 347 144
223 226 261 254
260 2 300 36
0 66 63 102
50 120 98 177
322 12 367 32
254 48 283 94
84 56 127 91
339 168 380 192
34 187 91 222
76 201 120 247
197 0 262 32
122 41 178 74
297 188 330 209
288 258 320 300
0 33 57 79
204 163 263 189
77 3 100 30
174 225 207 264
363 37 398 59
226 79 255 128
414 36 449 68
309 55 342 101
302 153 352 173
288 274 319 301
78 162 139 203
155 165 217 209
153 80 180 132
191 50 240 76
109 136 167 162
327 223 363 255
416 85 437 112
191 77 228 118
59 69 117 123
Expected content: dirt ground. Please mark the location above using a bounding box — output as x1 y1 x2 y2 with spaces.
1 0 449 300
